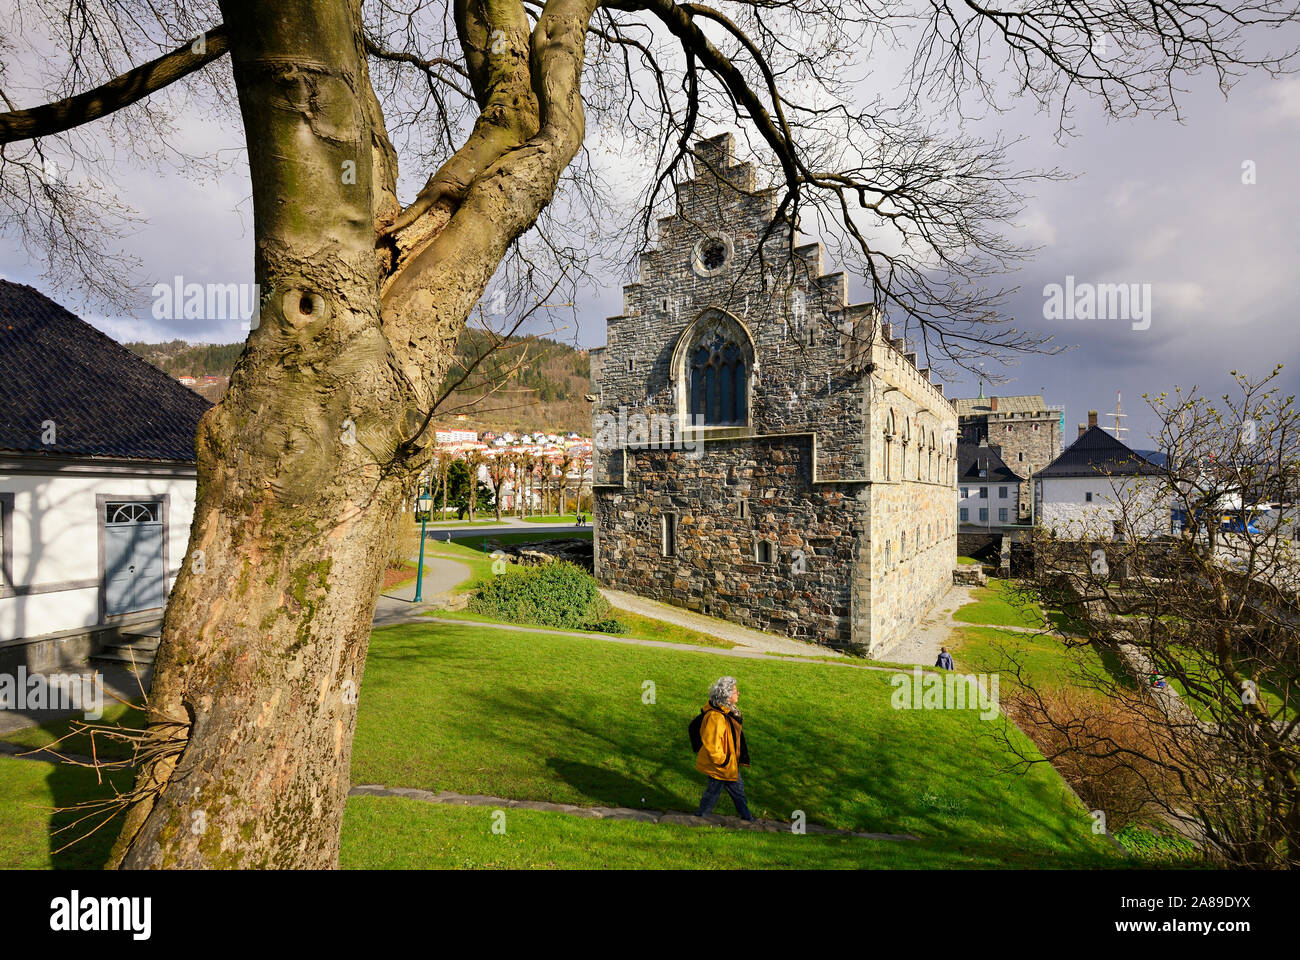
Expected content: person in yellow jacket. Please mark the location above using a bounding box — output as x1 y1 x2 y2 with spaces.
694 676 756 822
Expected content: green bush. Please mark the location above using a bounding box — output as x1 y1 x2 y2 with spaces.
470 561 622 633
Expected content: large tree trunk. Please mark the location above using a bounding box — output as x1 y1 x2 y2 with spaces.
109 0 418 869
108 0 594 868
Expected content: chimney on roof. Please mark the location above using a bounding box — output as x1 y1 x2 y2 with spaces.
1088 410 1098 428
979 436 988 448
989 396 998 412
1078 423 1087 438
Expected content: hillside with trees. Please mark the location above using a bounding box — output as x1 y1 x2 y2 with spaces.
126 331 593 433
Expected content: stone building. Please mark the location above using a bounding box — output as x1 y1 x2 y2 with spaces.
955 391 1064 521
589 133 958 655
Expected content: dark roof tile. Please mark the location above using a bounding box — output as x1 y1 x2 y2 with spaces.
957 441 1022 483
1036 425 1161 478
0 280 211 462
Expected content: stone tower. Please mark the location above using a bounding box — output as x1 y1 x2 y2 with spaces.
590 133 957 654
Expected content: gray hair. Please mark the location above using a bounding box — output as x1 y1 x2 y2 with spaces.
708 676 738 709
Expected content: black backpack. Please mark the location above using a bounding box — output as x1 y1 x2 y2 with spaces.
688 708 710 753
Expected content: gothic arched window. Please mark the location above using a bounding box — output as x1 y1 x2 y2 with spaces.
689 331 748 425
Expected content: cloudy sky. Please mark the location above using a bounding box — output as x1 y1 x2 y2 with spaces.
3 20 1297 450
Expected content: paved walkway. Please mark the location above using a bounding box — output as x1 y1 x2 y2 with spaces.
601 588 846 658
372 556 472 626
349 784 918 840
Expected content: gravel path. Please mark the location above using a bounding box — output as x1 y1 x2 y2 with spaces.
877 583 978 666
601 588 847 658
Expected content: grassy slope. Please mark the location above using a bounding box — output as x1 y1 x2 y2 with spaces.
351 621 1122 867
948 625 1131 695
4 576 1133 869
340 796 1055 869
952 580 1050 630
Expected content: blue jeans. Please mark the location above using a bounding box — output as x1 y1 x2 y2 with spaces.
697 774 755 821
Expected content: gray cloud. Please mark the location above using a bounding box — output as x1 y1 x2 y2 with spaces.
3 56 1296 449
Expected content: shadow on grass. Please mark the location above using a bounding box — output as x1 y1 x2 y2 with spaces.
356 626 1117 865
46 761 131 869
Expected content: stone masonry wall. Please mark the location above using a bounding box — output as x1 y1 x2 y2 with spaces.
597 438 868 644
961 412 1063 520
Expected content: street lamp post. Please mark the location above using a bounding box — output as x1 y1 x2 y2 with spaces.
413 488 432 603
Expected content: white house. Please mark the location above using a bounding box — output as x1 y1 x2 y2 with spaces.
1035 425 1166 539
0 281 209 664
957 440 1022 527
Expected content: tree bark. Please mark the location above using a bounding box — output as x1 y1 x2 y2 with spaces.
108 0 597 868
109 0 418 869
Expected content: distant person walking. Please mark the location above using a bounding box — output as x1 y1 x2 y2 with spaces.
936 647 954 670
693 676 755 822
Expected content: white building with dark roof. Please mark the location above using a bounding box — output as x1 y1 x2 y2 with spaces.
1034 422 1166 539
0 281 209 666
958 440 1022 527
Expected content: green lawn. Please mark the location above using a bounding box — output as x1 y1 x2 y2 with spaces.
522 514 582 524
340 795 1085 869
948 625 1131 695
4 618 1129 869
957 556 980 566
1159 644 1298 725
0 755 135 869
953 579 1050 630
349 620 1123 866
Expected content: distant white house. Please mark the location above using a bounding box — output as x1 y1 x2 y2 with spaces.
957 440 1022 527
1035 425 1166 538
0 281 209 660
